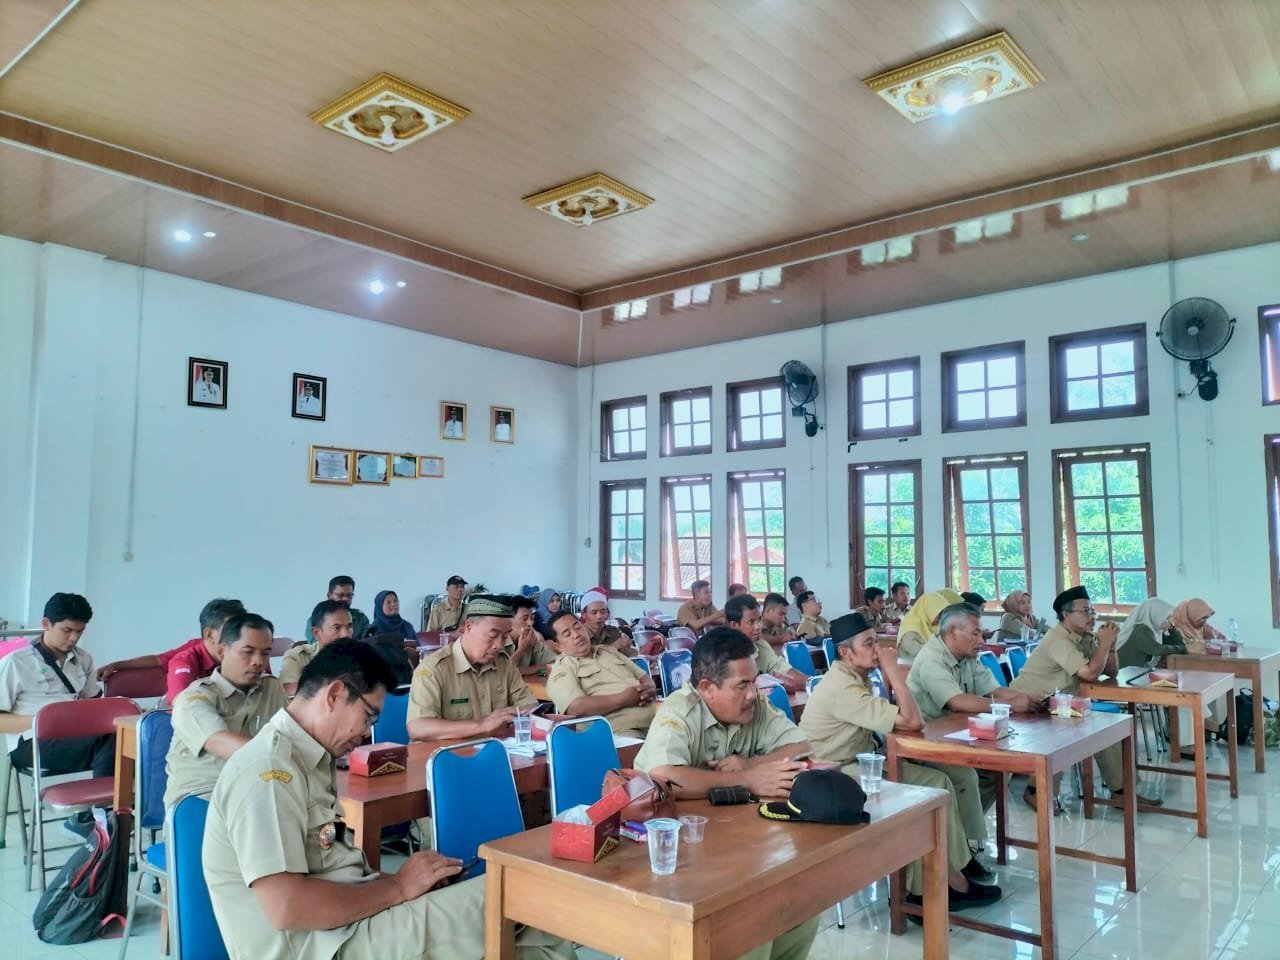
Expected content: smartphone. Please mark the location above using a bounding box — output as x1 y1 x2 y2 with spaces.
457 856 481 875
790 751 812 763
529 702 552 716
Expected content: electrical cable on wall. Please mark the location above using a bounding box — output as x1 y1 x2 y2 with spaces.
122 197 150 563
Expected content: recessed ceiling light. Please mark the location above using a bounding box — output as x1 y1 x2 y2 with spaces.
1071 232 1090 243
368 279 386 294
172 229 192 243
202 231 217 238
395 280 407 289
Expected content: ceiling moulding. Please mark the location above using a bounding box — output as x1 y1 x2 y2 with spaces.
310 72 469 152
863 31 1043 123
523 173 653 227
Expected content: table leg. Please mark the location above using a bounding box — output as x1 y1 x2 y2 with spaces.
1254 667 1266 773
113 731 135 869
994 771 1008 865
886 742 906 935
1035 761 1058 960
1227 689 1239 798
1168 706 1181 762
483 862 516 960
921 800 949 960
1082 756 1094 819
1121 730 1137 892
347 803 382 873
1193 697 1209 839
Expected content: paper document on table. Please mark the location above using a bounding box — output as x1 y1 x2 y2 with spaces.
612 735 644 749
943 730 981 743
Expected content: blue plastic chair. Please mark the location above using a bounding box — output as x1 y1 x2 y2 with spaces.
806 675 822 695
823 638 838 671
372 688 410 744
658 650 692 696
1007 646 1027 679
784 641 817 677
167 793 227 960
547 717 620 816
119 711 174 960
631 657 650 676
765 684 794 721
978 650 1007 687
427 739 523 877
867 667 889 700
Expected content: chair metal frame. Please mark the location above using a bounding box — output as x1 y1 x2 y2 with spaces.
546 716 619 816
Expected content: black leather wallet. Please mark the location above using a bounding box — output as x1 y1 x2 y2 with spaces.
707 785 753 805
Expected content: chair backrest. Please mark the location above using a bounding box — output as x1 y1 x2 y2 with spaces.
33 696 140 743
1007 645 1027 678
806 674 822 694
372 688 410 744
978 650 1007 687
167 793 227 960
822 638 838 670
0 637 30 660
867 667 889 700
657 649 692 696
104 666 168 700
427 739 523 873
269 636 295 658
1026 641 1039 655
784 641 817 677
666 626 698 646
547 717 620 815
136 710 174 832
765 684 794 721
630 657 651 675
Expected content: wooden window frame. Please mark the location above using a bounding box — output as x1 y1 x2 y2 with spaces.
599 479 646 600
848 460 924 608
1266 436 1280 627
1259 305 1280 406
728 469 787 598
727 377 786 452
943 453 1032 606
1052 445 1156 614
847 357 922 441
600 395 648 462
1048 324 1149 423
941 341 1027 433
660 386 713 457
660 474 713 602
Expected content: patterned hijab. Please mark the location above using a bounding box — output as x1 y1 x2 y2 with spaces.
1116 598 1174 651
1168 598 1216 642
1002 590 1038 629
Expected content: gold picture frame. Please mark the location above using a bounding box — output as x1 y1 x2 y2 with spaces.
353 451 391 485
418 455 446 479
491 405 515 444
392 454 418 479
441 401 467 441
309 446 353 485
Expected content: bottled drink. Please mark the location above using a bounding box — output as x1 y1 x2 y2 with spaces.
1228 618 1240 644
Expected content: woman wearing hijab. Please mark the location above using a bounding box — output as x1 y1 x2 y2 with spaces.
1115 598 1179 669
534 589 562 635
1166 598 1228 754
897 589 963 658
996 591 1049 642
370 589 418 641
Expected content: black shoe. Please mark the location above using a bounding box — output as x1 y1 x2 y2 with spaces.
61 809 95 842
902 893 925 926
962 856 995 883
950 881 1003 910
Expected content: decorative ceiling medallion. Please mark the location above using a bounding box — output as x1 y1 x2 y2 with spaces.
862 32 1043 123
309 72 469 152
523 173 653 227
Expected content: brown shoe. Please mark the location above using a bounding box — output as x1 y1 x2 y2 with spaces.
1022 787 1062 816
1112 788 1163 807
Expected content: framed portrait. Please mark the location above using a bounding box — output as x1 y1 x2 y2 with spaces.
440 401 467 441
392 454 418 479
418 455 446 479
354 451 391 485
491 406 515 444
188 357 227 409
292 373 327 421
309 445 352 485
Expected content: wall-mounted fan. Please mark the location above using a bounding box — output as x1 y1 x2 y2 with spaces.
1157 297 1235 401
780 360 821 436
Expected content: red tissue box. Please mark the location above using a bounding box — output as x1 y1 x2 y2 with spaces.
530 714 571 742
348 742 408 778
967 713 1010 740
1051 694 1092 718
1148 669 1180 687
550 783 631 863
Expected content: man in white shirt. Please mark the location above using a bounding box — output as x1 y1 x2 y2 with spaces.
493 411 512 442
0 592 112 776
194 366 222 404
443 407 464 438
296 382 321 415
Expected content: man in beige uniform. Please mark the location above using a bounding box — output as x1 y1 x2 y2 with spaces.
425 575 468 632
724 594 808 694
760 593 795 649
279 601 354 697
166 612 287 806
1010 585 1160 809
203 639 572 960
852 586 888 629
799 613 1001 913
502 595 558 676
578 589 634 653
675 579 725 634
407 595 537 741
793 591 830 641
545 611 656 738
635 627 818 960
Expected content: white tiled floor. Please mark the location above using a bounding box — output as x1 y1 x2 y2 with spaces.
2 735 1275 959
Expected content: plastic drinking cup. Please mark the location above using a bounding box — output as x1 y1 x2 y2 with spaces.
645 818 681 874
990 702 1012 719
679 814 708 843
856 752 884 795
513 713 533 745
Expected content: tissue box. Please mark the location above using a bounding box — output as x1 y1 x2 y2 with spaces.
1051 695 1092 718
530 714 571 742
967 713 1010 740
550 787 630 862
1149 669 1180 688
348 743 408 778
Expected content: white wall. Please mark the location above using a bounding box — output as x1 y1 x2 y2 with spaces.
0 238 580 658
576 242 1280 646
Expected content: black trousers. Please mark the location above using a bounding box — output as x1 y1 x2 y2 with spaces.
9 733 117 778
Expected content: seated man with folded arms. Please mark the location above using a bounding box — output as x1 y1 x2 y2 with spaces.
1010 586 1162 811
799 613 1001 915
204 639 574 960
852 586 888 629
165 612 287 806
905 602 1041 838
302 576 369 641
425 575 468 633
0 592 112 778
503 595 558 677
579 589 637 655
760 592 796 649
545 611 657 738
793 591 830 642
635 627 818 960
675 579 726 634
280 601 354 698
96 597 245 702
724 594 807 694
406 595 538 741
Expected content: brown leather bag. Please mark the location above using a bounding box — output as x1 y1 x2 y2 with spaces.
601 768 678 822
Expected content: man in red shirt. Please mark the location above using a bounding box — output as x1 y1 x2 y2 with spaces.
97 598 246 702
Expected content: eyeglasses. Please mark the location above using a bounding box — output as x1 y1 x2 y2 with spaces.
354 690 381 728
1067 606 1097 616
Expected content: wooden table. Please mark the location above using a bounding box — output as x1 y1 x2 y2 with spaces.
1166 646 1280 773
114 713 140 812
338 737 640 870
479 783 951 960
524 681 809 721
1081 667 1238 837
887 712 1137 960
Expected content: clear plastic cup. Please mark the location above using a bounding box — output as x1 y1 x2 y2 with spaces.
645 818 681 874
679 814 708 843
856 752 884 795
513 713 533 745
990 702 1012 719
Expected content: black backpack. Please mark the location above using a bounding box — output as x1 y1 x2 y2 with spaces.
1237 690 1255 746
33 809 129 944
